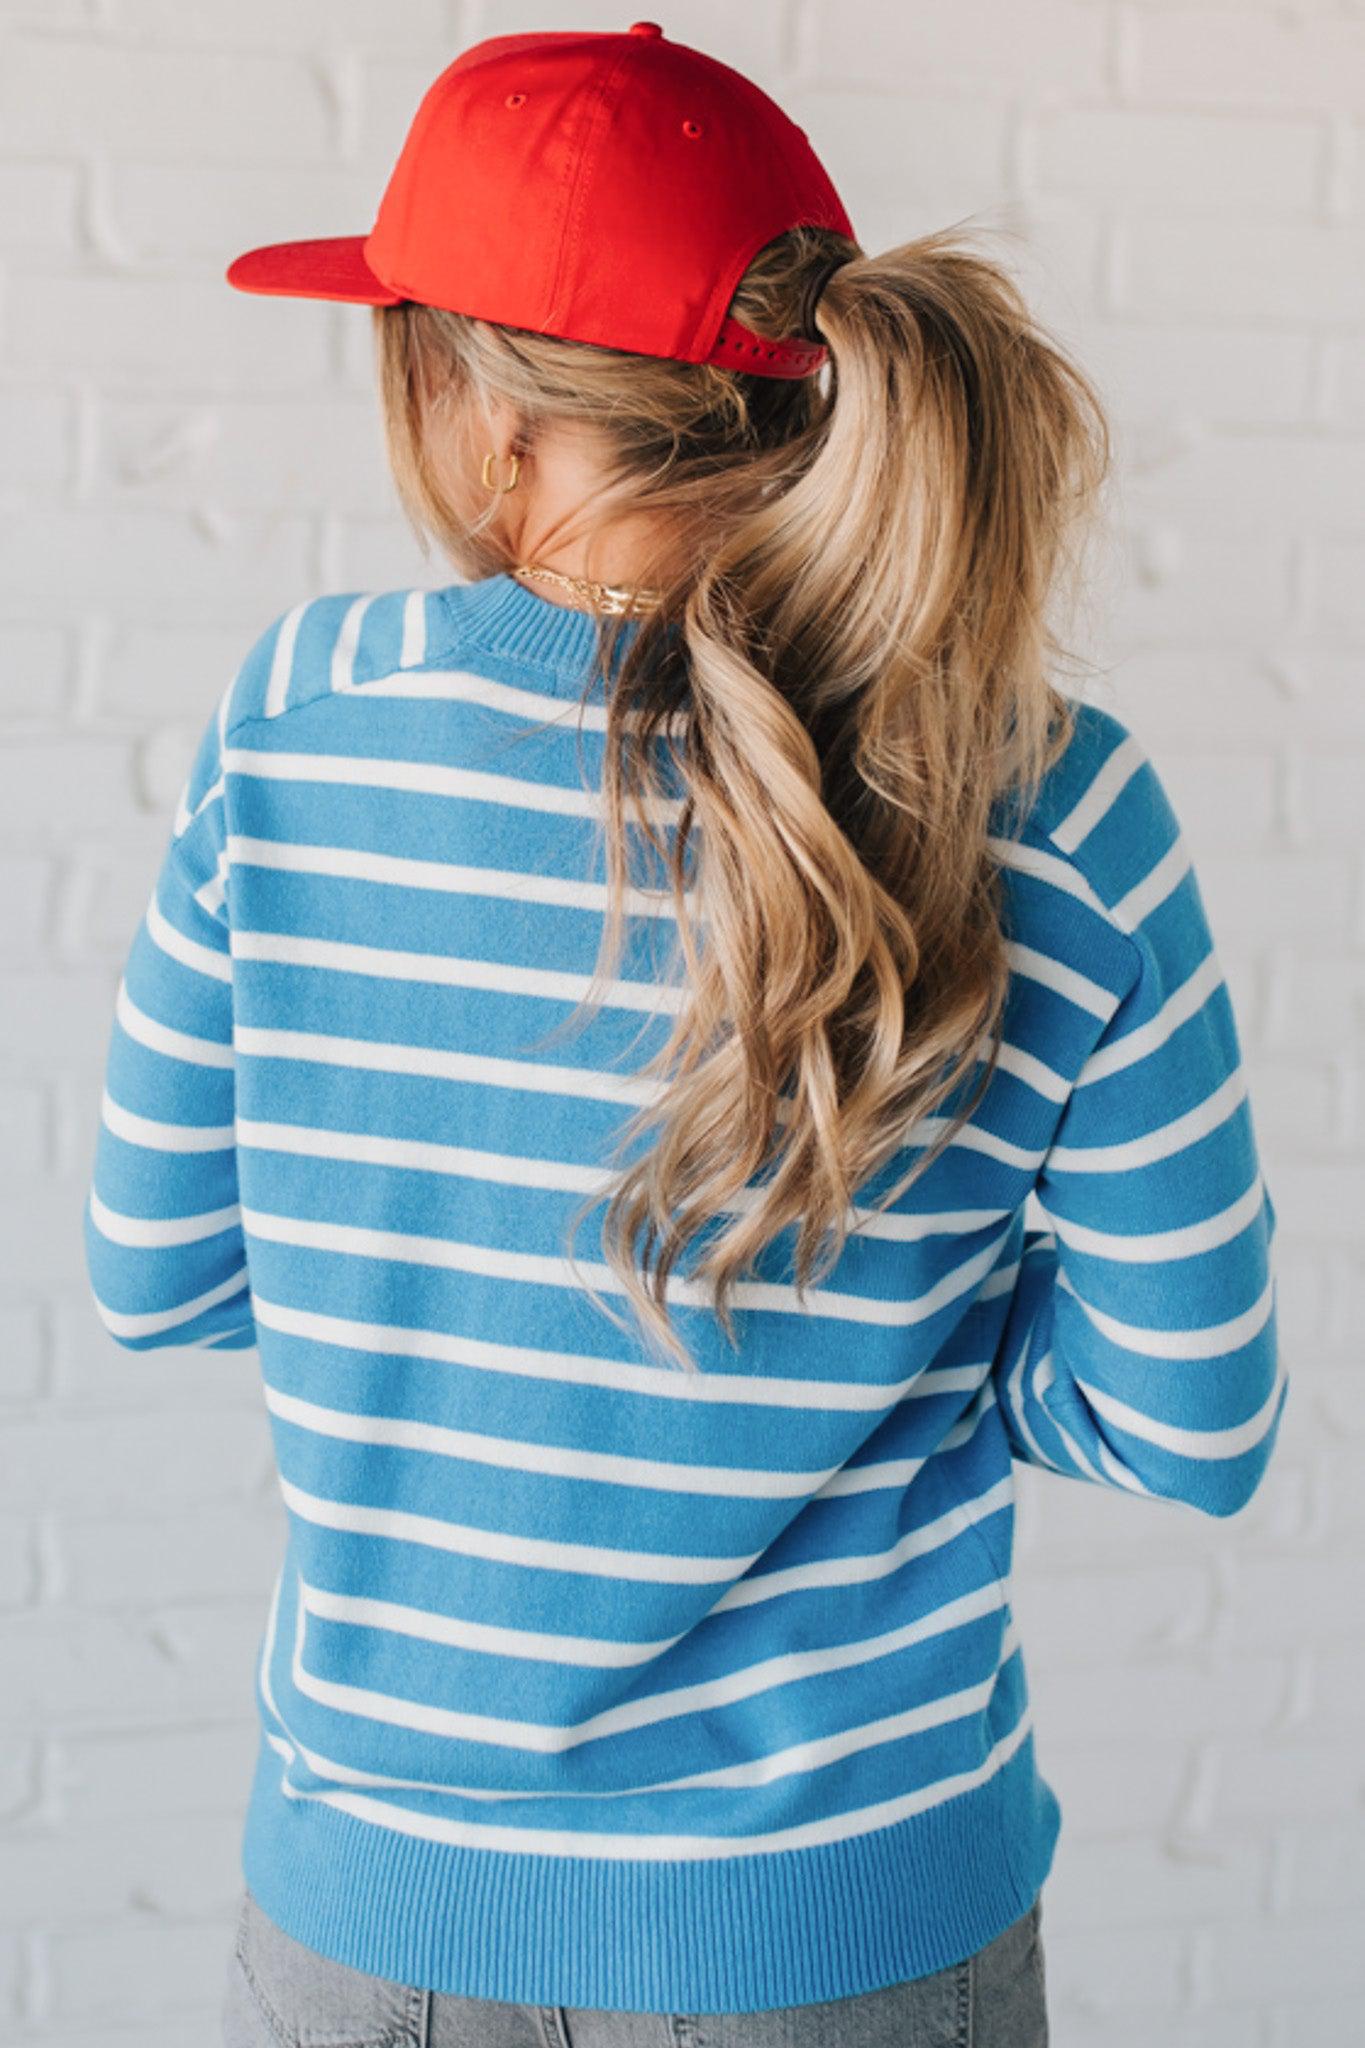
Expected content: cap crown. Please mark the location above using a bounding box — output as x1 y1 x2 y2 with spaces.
363 22 855 364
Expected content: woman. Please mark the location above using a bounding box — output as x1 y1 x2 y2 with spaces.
83 20 1286 2047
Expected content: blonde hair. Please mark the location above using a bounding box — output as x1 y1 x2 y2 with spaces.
371 220 1112 1374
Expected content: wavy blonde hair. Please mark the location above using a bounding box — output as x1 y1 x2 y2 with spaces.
371 220 1112 1374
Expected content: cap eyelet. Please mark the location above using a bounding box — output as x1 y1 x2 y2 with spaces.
505 92 526 108
682 119 703 138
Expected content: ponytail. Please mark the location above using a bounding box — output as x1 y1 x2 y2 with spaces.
373 221 1113 1373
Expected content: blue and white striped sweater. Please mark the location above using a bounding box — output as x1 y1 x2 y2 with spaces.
84 571 1286 2014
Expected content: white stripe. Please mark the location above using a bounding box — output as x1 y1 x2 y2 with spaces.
220 745 682 824
225 834 681 919
356 662 689 737
233 1112 1010 1241
1060 1267 1276 1361
1080 1344 1287 1459
241 1203 1012 1329
290 1577 1012 1762
987 1036 1072 1105
101 1087 234 1153
1002 941 1118 1020
88 1252 250 1338
87 1186 241 1248
229 927 684 1016
144 891 231 984
255 1563 1039 1848
1076 949 1225 1085
233 1023 656 1103
1043 1171 1269 1262
400 590 427 668
115 982 234 1069
264 1382 829 1499
331 594 375 693
987 836 1111 921
1049 733 1146 855
1047 1066 1247 1172
250 1293 954 1414
263 602 307 717
1114 836 1191 935
263 1697 1037 1856
277 1471 750 1584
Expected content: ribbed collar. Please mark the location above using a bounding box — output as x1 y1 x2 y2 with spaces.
437 572 652 696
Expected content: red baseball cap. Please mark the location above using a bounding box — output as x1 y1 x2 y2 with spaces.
225 19 856 381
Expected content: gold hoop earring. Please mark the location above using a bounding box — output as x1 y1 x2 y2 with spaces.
481 450 521 494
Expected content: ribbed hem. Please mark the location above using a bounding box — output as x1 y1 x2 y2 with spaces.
238 1728 1061 2015
438 574 648 696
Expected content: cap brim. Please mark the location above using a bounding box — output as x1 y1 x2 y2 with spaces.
225 234 406 305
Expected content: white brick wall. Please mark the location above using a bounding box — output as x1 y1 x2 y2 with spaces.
1 2 1359 2042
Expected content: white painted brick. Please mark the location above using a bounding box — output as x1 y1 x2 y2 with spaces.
56 1718 257 1825
1242 1055 1335 1145
92 394 390 514
0 390 72 494
0 161 82 253
1028 109 1322 212
1324 333 1365 423
0 1520 36 1609
1109 528 1293 646
105 159 380 262
0 742 135 837
85 623 246 722
806 1 1107 98
1126 8 1365 113
1195 854 1350 941
1044 1830 1266 1925
0 1808 243 1920
59 1500 282 1607
1024 1562 1218 1667
1264 1164 1365 1242
1221 1548 1365 1648
0 1083 46 1179
1204 1912 1365 2001
1037 1916 1185 2012
1121 432 1365 536
0 509 313 621
0 858 54 955
1277 1821 1365 1914
1264 953 1365 1055
0 1305 47 1404
467 0 789 85
1152 748 1278 845
2 1411 273 1515
0 625 68 723
1084 324 1314 430
1033 1734 1198 1835
1026 1652 1286 1742
1113 216 1365 322
1212 1733 1362 1823
1289 752 1365 844
49 1298 257 1406
48 1916 241 2024
4 276 330 394
0 42 331 159
1309 535 1365 639
776 89 1010 210
107 0 450 44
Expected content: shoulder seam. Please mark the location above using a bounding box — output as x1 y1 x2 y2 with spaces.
221 589 462 743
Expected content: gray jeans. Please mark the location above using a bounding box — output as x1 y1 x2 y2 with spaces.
222 1884 1048 2046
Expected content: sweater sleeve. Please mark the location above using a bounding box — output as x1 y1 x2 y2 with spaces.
989 757 1287 1519
83 674 256 1352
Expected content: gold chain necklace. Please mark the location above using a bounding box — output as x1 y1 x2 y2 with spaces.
510 561 665 617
